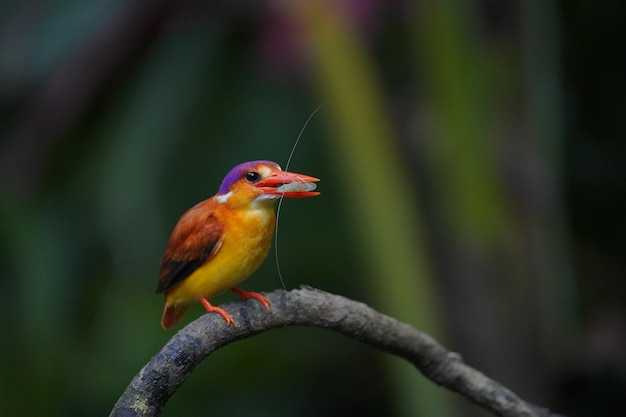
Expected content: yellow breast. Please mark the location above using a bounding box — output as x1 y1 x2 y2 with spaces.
166 204 276 305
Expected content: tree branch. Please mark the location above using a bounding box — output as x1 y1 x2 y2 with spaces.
109 286 563 417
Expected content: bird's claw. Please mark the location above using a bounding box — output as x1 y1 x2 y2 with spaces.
199 297 237 327
232 288 272 312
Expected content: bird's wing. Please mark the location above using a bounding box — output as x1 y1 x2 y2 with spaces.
155 202 224 294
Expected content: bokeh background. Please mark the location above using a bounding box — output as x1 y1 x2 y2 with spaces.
1 1 624 416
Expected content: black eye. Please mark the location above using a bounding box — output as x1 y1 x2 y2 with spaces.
245 171 261 183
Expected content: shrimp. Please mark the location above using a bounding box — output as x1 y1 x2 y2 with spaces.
274 103 324 289
276 181 318 193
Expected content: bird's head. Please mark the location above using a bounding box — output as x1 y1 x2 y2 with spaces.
216 160 320 207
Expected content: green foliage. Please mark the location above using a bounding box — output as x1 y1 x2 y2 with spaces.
1 1 624 417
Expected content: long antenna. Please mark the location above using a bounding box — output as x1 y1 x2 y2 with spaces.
275 103 325 289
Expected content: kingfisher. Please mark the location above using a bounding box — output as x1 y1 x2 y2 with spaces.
155 160 319 329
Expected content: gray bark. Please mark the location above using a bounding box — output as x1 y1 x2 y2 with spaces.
109 286 564 417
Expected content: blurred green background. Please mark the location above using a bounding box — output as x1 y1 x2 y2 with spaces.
1 1 624 416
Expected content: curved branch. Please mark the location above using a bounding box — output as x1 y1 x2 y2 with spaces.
109 286 563 417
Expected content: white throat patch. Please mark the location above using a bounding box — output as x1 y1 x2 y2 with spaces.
216 191 232 204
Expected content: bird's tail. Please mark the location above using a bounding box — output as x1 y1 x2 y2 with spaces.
161 302 189 329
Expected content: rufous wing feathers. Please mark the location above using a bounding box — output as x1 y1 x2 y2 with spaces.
156 199 224 294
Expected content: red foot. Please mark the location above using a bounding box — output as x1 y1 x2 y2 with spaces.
199 297 236 327
231 288 271 312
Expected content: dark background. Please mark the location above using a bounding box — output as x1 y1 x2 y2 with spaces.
0 1 624 416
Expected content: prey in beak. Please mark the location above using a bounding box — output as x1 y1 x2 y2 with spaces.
254 170 320 198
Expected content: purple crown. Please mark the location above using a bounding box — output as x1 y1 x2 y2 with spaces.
218 160 278 195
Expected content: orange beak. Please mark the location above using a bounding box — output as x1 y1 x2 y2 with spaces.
255 170 320 198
